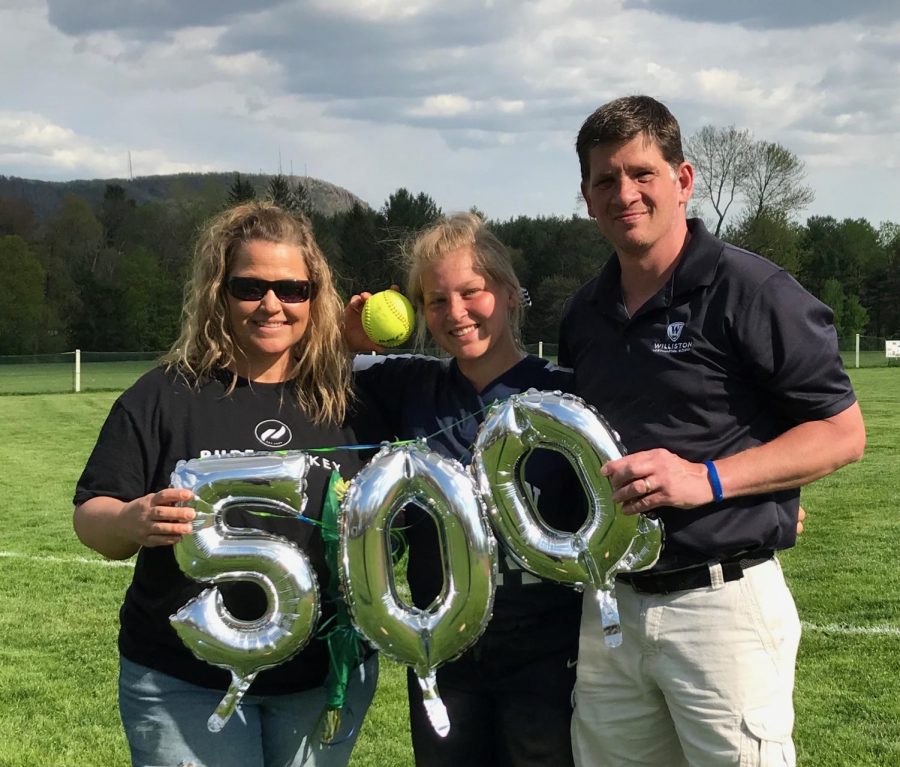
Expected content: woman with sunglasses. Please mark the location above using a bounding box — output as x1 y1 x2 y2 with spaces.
345 212 583 767
73 202 377 767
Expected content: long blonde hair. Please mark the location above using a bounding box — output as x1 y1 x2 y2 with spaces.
163 201 351 424
405 212 524 351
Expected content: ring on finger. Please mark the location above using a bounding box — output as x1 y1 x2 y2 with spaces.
643 478 652 495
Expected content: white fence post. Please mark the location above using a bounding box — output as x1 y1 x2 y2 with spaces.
538 341 544 359
855 334 860 369
74 349 81 393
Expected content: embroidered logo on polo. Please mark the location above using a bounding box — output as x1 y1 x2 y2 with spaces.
667 322 685 342
653 322 693 354
255 419 293 447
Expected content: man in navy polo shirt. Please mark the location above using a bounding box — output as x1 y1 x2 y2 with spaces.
560 95 866 767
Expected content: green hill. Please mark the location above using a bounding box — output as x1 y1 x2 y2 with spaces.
0 171 367 220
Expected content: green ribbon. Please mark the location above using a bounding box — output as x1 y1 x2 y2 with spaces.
317 469 365 745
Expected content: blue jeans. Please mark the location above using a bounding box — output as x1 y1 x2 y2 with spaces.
119 655 378 767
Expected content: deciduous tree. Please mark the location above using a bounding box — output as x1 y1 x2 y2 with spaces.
724 210 802 274
685 125 752 236
0 236 47 354
742 141 815 223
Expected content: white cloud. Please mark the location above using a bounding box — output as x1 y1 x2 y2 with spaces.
497 100 525 114
0 0 896 225
411 94 475 117
306 0 435 21
0 110 219 178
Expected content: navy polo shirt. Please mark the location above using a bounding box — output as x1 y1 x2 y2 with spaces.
559 218 857 570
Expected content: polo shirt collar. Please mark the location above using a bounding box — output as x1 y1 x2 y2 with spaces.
674 218 723 296
589 218 723 316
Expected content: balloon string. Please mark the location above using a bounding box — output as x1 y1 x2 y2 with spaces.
272 397 499 455
191 496 336 532
422 401 497 443
192 497 415 549
279 439 420 455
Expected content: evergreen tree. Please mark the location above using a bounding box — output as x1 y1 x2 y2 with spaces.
380 188 441 233
265 174 298 211
227 173 257 206
294 179 313 217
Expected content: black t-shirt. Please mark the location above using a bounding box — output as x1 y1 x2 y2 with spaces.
354 354 584 636
74 367 370 695
559 218 857 570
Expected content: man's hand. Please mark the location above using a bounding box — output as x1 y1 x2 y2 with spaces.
602 448 712 515
603 450 814 531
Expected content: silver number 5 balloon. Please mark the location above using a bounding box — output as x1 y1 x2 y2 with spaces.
170 452 321 731
472 390 663 647
339 443 497 737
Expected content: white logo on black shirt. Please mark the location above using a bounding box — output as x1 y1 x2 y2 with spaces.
653 322 693 354
255 419 293 447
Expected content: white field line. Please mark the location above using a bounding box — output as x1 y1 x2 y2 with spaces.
802 621 900 637
0 550 134 568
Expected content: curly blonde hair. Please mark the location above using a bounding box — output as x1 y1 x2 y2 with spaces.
163 201 351 424
405 212 524 351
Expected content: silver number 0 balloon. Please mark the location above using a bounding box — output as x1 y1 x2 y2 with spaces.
170 452 321 731
339 444 497 737
472 390 663 647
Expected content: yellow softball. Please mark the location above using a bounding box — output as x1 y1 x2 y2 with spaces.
361 290 416 347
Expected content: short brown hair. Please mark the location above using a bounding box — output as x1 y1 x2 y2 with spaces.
576 95 684 181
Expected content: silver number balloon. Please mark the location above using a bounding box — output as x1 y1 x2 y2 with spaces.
339 443 497 737
472 390 662 647
170 452 321 731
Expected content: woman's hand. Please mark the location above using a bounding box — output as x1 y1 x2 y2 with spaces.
120 488 196 548
343 291 385 353
74 488 195 560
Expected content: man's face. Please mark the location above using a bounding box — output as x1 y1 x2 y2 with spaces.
581 133 693 260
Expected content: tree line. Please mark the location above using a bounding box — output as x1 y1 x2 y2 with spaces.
1 140 898 357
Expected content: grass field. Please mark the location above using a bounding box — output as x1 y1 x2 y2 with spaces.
0 361 159 395
0 368 898 766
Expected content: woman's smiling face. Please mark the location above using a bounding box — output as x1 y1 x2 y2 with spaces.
226 239 311 382
421 245 517 367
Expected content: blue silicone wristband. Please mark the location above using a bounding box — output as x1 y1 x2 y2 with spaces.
704 460 724 502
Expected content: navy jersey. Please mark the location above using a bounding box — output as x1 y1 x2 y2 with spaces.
354 354 585 632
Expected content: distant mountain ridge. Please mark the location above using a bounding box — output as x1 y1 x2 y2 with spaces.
0 172 368 220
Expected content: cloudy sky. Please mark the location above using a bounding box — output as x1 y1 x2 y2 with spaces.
2 0 898 226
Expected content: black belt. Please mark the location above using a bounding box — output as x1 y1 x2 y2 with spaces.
616 552 774 595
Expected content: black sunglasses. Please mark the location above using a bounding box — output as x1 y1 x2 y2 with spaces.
226 277 317 303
